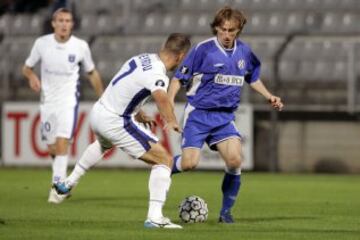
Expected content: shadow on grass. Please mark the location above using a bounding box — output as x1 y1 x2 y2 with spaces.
0 218 5 225
66 196 148 209
239 216 317 223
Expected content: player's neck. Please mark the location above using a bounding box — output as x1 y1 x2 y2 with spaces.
217 37 235 50
159 51 174 72
54 34 71 43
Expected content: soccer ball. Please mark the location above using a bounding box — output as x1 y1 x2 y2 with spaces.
178 195 208 223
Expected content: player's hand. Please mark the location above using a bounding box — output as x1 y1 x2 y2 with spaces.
164 121 182 133
135 112 157 128
29 77 41 93
268 95 284 111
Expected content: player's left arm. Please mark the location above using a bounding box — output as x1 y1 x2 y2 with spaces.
87 69 104 98
250 79 284 111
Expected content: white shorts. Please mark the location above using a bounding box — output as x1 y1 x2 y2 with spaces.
90 101 158 159
40 103 79 145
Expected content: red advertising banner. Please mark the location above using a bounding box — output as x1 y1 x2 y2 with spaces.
2 102 253 170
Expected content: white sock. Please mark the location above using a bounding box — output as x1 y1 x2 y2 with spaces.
52 155 68 183
225 165 242 175
175 155 182 172
66 140 104 187
147 164 171 220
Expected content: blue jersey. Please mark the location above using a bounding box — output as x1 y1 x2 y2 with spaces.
175 37 261 111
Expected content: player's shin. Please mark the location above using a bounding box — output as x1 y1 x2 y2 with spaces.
171 155 182 174
147 164 171 220
66 140 104 187
220 167 241 216
52 155 68 183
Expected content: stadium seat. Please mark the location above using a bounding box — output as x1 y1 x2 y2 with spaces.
143 13 180 35
77 0 127 15
248 38 281 59
96 59 120 82
279 61 298 80
243 12 269 34
0 14 11 36
1 36 35 61
321 12 342 34
131 0 178 13
8 15 43 36
80 14 124 36
179 0 232 12
286 12 306 33
232 0 252 10
179 13 212 35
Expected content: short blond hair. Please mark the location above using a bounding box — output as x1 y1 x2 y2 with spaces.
52 8 73 21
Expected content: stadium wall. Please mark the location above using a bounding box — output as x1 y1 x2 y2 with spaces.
255 120 360 173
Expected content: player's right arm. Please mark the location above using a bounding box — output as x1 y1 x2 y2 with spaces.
168 45 198 106
23 38 41 93
167 77 181 106
152 89 181 133
22 65 41 93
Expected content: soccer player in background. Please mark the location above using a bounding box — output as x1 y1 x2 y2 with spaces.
52 33 191 229
22 8 104 203
168 6 284 223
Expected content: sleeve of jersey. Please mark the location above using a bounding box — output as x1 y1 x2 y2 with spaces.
245 50 261 84
174 46 198 86
25 39 41 67
82 42 95 73
145 73 169 93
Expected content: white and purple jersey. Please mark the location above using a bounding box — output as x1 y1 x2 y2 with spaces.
91 53 168 157
99 53 168 116
25 34 95 106
175 37 261 111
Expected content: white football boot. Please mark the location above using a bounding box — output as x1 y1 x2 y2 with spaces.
48 183 71 204
144 217 182 229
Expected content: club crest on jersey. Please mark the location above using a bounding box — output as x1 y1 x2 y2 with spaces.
180 66 189 74
155 79 165 87
68 54 76 63
237 59 245 69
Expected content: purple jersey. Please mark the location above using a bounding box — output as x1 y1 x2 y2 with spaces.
175 37 261 111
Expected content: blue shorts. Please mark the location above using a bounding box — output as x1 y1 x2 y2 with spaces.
181 105 241 151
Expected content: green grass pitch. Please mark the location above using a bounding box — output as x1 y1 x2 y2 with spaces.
0 168 359 240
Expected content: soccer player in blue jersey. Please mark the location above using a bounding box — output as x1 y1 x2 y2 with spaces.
168 6 284 223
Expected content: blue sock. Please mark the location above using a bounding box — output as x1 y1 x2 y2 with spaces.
220 173 241 215
171 155 182 174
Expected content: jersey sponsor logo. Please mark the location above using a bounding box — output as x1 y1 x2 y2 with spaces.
155 79 165 87
180 66 189 74
237 59 245 69
68 54 76 63
214 74 244 86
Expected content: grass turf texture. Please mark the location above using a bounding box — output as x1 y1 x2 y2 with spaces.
0 169 359 240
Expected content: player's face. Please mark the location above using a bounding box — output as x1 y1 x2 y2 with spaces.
52 12 73 41
171 51 188 71
216 19 240 49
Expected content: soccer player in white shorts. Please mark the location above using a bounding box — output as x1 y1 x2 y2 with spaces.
22 8 104 202
52 33 191 229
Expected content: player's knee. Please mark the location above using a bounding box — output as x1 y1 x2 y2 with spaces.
181 157 199 171
155 151 173 168
226 156 242 170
